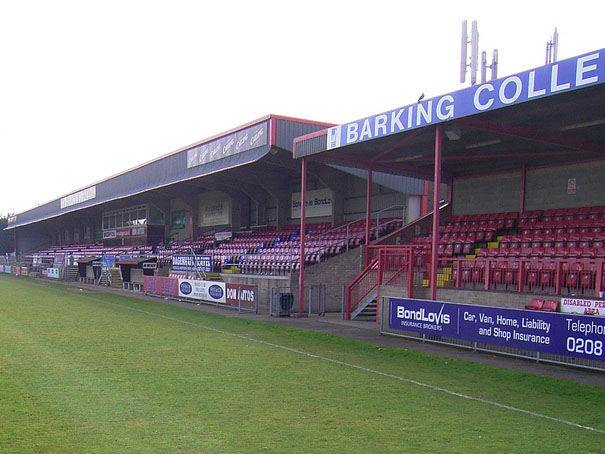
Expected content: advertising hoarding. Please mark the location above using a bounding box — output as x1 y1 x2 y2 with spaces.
389 298 604 362
171 255 212 273
178 279 226 304
225 283 256 309
143 276 179 296
291 189 333 219
187 121 268 169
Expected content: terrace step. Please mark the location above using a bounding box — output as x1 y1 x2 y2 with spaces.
64 266 79 282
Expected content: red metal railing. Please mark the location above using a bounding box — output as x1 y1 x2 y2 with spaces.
347 246 604 320
346 246 428 320
345 257 379 320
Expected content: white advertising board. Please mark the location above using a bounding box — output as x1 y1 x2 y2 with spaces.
199 191 231 227
178 279 226 304
291 188 333 219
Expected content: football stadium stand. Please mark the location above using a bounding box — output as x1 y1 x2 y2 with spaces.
2 48 604 370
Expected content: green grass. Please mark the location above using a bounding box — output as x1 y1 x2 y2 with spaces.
0 276 603 453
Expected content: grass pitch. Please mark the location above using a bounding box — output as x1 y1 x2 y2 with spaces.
0 276 603 453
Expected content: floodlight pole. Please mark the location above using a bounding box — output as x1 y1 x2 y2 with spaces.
429 125 443 301
298 157 308 314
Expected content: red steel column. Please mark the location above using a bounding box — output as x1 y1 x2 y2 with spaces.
364 168 373 266
421 181 429 215
298 158 308 314
430 125 443 301
520 164 526 213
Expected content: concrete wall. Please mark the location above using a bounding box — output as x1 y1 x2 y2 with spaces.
452 160 605 217
220 273 290 314
452 172 521 216
290 246 365 312
525 160 605 210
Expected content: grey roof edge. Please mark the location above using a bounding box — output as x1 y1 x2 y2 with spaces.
7 114 334 230
5 146 271 230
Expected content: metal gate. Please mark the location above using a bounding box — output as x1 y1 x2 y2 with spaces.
270 285 326 317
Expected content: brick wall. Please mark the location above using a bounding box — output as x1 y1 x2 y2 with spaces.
289 246 365 312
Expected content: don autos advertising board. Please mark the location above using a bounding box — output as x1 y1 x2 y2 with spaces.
389 298 604 362
178 279 226 304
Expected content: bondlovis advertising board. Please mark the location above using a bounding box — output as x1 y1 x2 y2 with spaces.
389 298 604 362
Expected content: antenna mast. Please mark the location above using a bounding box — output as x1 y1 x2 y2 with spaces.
545 27 559 64
460 20 498 85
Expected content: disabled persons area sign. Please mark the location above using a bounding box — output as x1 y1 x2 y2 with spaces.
389 298 604 362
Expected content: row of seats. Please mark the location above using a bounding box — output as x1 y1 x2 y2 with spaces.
518 218 604 232
476 246 605 259
454 258 602 294
499 232 605 249
34 242 152 257
203 218 403 274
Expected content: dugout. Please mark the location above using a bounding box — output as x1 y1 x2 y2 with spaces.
116 257 158 291
76 257 102 284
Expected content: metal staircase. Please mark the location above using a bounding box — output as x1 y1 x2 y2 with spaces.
350 289 377 319
98 267 123 288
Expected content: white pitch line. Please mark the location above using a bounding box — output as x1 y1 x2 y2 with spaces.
62 288 605 434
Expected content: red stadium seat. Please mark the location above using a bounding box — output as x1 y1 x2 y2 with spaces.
525 298 545 310
541 300 559 312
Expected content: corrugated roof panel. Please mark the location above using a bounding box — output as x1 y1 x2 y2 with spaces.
274 118 331 152
294 133 327 158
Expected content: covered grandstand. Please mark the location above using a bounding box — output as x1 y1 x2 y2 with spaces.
290 48 605 368
3 114 426 312
2 48 604 369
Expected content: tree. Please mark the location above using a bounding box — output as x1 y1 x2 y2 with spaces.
0 214 13 254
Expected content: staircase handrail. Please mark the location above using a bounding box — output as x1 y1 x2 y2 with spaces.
189 246 207 280
345 257 379 320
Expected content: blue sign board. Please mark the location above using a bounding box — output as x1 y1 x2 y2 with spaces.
326 49 604 150
389 298 605 362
